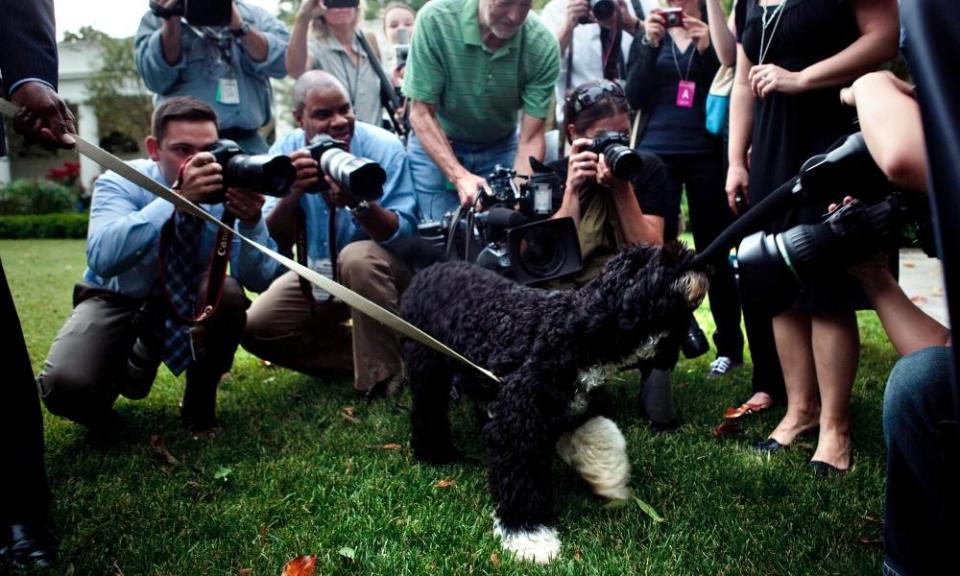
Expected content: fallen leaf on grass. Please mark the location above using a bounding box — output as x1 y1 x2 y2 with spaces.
434 479 456 489
573 546 582 561
489 552 500 566
281 554 317 576
365 443 402 451
214 466 233 481
149 435 179 465
863 514 881 524
239 569 252 576
602 498 630 510
338 546 357 560
633 496 665 523
859 536 883 548
259 525 268 548
711 422 743 438
340 406 360 424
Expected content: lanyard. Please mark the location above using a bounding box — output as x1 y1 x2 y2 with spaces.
758 0 788 64
670 36 695 82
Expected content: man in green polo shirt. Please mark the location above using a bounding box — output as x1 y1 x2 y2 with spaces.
403 0 560 221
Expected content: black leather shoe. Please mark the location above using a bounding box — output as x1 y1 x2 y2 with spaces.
810 460 847 477
751 437 787 453
0 523 57 568
180 374 219 432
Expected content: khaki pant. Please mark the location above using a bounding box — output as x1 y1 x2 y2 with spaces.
242 241 412 394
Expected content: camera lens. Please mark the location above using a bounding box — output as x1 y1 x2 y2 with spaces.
517 227 566 278
319 148 386 202
591 0 617 21
225 154 297 198
604 144 644 181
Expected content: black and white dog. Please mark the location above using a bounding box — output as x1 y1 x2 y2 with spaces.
400 242 708 563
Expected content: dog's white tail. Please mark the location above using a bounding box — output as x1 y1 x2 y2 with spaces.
556 416 632 501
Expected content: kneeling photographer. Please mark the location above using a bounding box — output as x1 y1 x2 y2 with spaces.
839 69 954 576
548 80 686 432
38 97 284 432
242 71 418 400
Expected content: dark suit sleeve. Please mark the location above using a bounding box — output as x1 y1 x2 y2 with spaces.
0 0 59 95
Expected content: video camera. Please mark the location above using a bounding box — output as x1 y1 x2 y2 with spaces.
418 164 583 285
694 132 935 316
304 134 386 203
149 0 232 27
205 139 296 199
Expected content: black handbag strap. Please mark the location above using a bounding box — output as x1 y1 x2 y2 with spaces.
354 30 405 137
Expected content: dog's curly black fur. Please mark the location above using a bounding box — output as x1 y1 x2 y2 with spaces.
400 241 707 559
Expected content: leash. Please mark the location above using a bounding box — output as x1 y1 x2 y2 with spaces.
0 98 499 384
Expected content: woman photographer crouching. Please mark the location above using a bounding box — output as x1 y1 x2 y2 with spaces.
548 80 666 286
547 80 679 432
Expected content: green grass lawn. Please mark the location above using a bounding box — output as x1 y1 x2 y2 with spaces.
1 239 899 575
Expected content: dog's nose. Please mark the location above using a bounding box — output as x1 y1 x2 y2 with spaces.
675 271 709 307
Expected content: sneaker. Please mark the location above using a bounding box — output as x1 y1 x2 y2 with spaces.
708 356 743 378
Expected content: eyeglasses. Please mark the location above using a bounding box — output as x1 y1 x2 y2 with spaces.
567 81 626 115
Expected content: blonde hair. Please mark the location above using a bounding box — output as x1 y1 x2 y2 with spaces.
382 1 416 33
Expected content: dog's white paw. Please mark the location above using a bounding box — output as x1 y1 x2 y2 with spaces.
493 519 561 564
596 484 633 501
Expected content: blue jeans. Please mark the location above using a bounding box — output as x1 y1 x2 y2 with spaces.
882 346 959 576
407 130 518 222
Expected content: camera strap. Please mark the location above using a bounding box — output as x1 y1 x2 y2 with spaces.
0 98 500 384
159 158 234 327
295 201 339 304
354 31 405 137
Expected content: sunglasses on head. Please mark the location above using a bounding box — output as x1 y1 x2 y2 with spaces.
568 81 626 115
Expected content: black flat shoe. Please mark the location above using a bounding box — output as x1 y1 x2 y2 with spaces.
751 437 787 453
810 460 847 477
0 523 57 568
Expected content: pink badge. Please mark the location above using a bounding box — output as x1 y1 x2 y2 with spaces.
676 80 696 108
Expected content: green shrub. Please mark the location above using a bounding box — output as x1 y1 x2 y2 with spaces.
0 178 75 215
0 213 88 239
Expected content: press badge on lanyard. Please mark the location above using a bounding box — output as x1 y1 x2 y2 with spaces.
676 80 695 108
217 77 240 105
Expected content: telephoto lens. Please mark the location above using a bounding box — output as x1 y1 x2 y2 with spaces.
590 131 644 181
306 134 386 202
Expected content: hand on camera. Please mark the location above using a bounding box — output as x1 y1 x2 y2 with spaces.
157 0 182 25
596 153 630 194
289 149 317 194
748 64 804 98
566 138 599 193
223 187 265 227
724 164 749 215
454 172 490 209
178 153 224 204
297 0 326 23
11 82 77 149
643 12 665 46
566 0 591 27
682 15 711 53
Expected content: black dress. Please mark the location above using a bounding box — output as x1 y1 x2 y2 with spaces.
739 0 867 311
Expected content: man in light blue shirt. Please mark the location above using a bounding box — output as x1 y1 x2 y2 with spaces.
38 97 282 432
135 0 289 153
243 70 417 399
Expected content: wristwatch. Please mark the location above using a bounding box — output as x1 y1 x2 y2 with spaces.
230 22 251 38
349 200 371 217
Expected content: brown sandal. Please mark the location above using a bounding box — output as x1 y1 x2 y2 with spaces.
723 401 771 420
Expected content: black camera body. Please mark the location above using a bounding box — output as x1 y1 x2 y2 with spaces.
304 134 386 203
205 139 296 199
149 0 232 26
418 164 582 285
735 132 935 315
579 0 618 24
587 131 644 181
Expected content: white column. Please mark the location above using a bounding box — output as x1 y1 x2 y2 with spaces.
0 133 11 186
78 103 101 193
